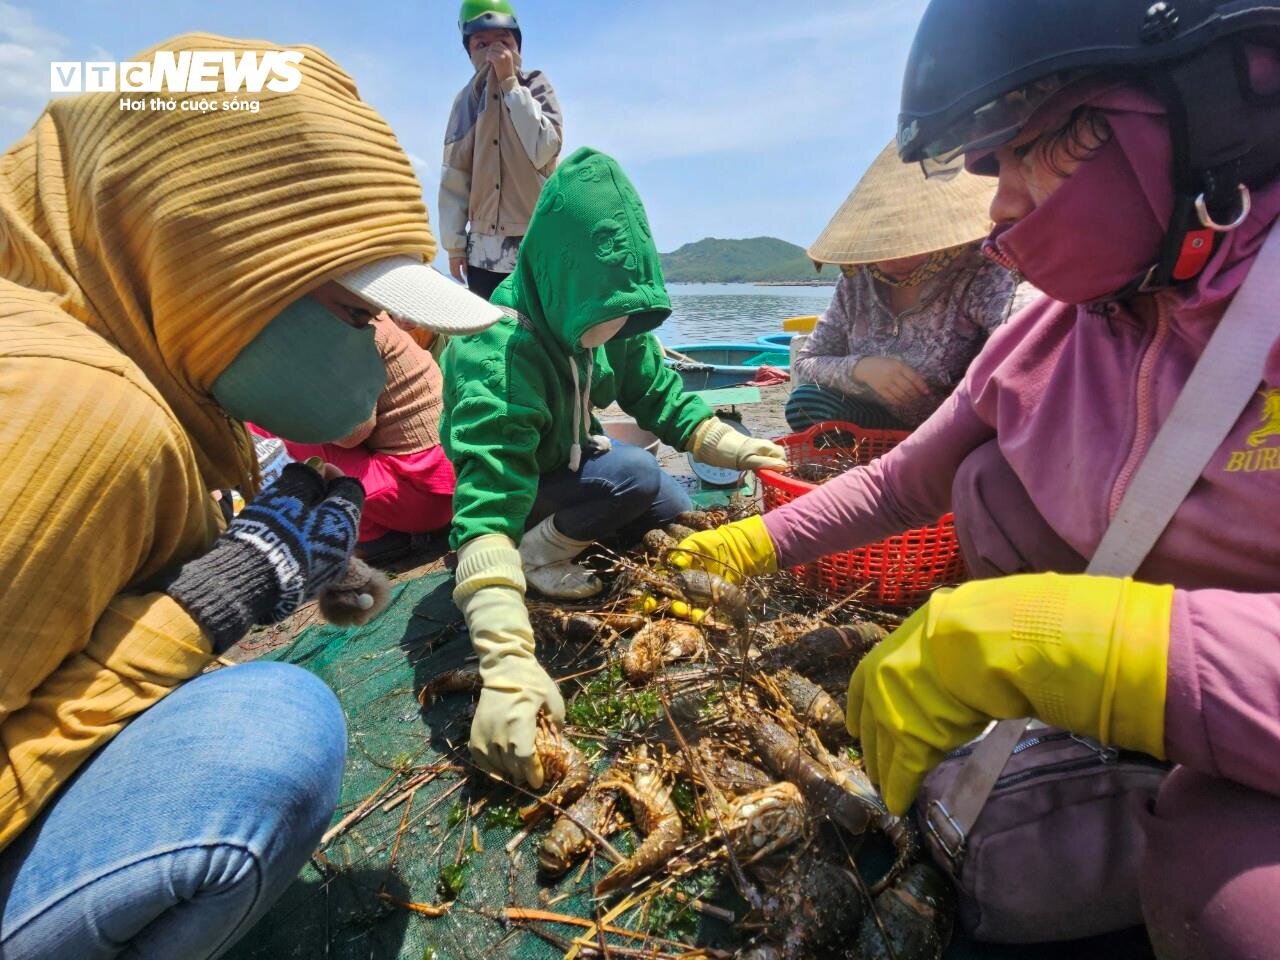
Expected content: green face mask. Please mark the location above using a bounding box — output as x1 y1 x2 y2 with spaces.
212 295 386 444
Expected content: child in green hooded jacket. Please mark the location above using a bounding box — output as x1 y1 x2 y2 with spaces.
441 147 787 787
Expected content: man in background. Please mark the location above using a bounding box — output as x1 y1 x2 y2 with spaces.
440 0 564 301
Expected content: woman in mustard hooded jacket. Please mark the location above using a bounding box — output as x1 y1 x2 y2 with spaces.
0 35 499 959
441 147 789 787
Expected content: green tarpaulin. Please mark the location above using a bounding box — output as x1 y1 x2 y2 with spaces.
226 571 1153 960
224 572 741 960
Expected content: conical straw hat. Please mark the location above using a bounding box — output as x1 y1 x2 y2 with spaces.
808 139 997 266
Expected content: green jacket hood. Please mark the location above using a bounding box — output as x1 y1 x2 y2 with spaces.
491 147 671 353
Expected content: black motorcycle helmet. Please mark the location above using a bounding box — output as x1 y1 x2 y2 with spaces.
898 0 1280 291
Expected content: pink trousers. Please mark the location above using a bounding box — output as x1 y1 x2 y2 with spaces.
280 440 455 543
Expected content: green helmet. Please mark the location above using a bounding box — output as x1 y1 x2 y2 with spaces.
459 0 522 49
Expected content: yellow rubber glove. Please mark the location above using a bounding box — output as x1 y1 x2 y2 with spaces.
454 535 565 788
847 573 1173 816
668 515 779 584
688 417 789 472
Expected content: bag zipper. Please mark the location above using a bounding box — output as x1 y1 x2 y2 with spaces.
946 729 1076 760
945 730 1166 791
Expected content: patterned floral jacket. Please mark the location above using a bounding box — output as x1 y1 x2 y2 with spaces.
795 245 1035 426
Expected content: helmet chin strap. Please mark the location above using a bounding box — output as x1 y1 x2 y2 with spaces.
1133 40 1279 294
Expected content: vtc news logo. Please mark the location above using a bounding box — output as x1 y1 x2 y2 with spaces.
50 51 304 94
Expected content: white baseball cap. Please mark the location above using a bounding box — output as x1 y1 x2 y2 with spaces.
335 254 503 335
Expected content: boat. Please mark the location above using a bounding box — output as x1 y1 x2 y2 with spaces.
664 342 789 391
757 333 794 348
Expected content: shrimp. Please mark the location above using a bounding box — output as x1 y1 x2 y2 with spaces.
689 741 776 798
532 609 647 645
751 614 825 648
518 723 591 825
791 463 842 485
643 528 679 560
673 570 751 630
595 748 683 894
673 510 718 531
664 522 698 542
810 728 920 895
767 669 849 750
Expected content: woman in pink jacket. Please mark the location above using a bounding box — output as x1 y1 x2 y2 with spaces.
675 3 1280 958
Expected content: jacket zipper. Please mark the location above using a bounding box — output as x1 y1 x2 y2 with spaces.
1108 298 1170 521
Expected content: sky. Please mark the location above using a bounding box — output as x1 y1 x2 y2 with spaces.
1 0 930 268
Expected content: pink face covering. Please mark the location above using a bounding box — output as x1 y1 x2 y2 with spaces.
985 131 1171 304
982 97 1176 305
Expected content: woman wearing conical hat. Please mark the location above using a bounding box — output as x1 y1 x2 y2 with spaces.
786 140 1032 431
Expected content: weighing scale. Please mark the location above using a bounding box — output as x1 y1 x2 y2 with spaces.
682 386 763 507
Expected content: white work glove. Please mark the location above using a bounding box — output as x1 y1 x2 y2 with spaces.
454 535 566 788
688 417 789 472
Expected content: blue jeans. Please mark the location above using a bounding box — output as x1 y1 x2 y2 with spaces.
0 661 345 959
528 440 693 543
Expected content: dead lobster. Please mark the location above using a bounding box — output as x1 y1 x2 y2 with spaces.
621 619 706 683
595 748 683 894
855 862 956 960
738 854 866 960
539 769 624 876
417 665 482 705
735 710 914 893
518 723 591 825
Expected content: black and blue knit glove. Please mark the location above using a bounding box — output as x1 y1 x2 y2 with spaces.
166 464 365 652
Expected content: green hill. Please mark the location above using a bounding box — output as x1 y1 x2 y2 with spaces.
659 236 827 283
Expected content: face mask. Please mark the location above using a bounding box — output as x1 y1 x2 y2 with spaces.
580 317 627 348
984 134 1168 305
211 295 386 443
866 247 966 288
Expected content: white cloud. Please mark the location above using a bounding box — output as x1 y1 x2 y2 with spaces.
0 1 65 50
0 3 69 141
405 150 432 173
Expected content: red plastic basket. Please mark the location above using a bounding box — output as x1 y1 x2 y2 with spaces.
758 420 967 608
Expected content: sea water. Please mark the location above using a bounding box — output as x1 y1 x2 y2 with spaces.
663 283 833 346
